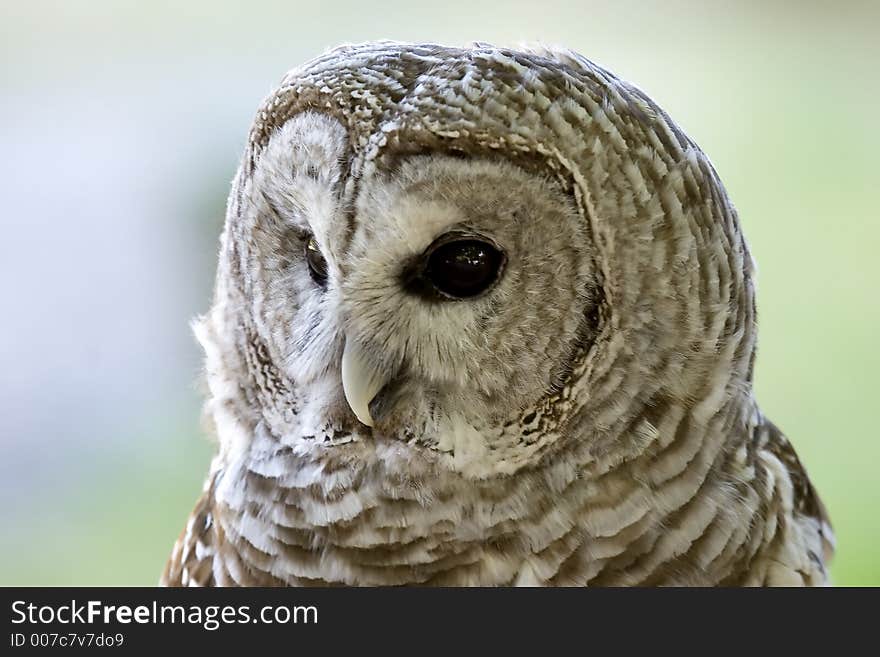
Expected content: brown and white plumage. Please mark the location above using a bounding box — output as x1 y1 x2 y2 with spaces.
162 42 832 587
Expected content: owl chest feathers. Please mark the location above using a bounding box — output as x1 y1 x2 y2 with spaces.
169 404 827 587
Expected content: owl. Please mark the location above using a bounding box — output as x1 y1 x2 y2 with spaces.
161 42 833 586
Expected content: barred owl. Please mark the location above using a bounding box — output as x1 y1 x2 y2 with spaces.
161 42 833 586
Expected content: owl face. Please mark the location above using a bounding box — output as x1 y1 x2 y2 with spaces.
234 112 600 471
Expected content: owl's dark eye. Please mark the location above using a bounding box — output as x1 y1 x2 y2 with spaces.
421 235 505 299
305 237 328 286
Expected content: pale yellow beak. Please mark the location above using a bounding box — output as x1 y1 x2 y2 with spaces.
340 338 388 427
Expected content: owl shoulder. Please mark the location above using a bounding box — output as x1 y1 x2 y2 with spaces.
755 417 835 579
159 483 218 587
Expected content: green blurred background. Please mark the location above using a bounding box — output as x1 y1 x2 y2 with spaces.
1 0 877 585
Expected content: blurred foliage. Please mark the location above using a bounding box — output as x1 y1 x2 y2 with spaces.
1 0 877 585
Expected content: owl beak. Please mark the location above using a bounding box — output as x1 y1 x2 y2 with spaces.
341 338 387 428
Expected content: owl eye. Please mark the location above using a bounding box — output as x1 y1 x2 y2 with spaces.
305 237 328 286
422 236 505 299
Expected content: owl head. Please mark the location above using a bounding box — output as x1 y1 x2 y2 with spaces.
197 42 756 480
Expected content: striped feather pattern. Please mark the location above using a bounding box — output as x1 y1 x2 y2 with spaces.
161 42 832 586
